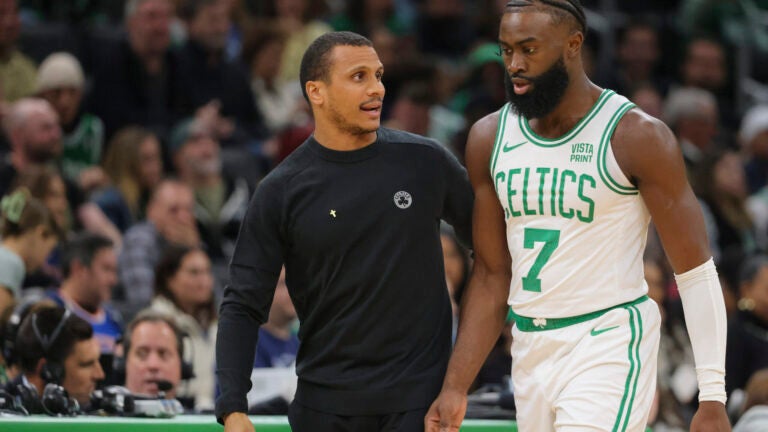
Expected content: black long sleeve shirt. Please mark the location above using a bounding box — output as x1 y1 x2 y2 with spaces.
215 128 473 421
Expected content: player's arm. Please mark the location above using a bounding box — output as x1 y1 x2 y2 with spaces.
216 179 285 430
613 110 730 431
426 111 512 432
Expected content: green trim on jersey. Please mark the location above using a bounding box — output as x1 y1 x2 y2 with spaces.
518 89 615 147
510 295 648 331
490 104 511 175
613 304 644 432
598 101 638 195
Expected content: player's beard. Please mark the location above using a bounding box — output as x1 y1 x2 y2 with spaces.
505 56 570 120
328 103 380 136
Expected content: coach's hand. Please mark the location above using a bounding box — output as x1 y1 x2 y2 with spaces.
425 388 466 432
690 401 731 431
223 412 255 432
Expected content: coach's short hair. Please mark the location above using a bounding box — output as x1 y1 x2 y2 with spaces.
299 31 373 103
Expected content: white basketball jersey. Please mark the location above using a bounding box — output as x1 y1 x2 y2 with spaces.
491 89 649 318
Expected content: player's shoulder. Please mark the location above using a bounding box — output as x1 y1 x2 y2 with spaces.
379 126 439 149
256 142 315 192
466 106 506 156
613 105 676 152
378 127 455 159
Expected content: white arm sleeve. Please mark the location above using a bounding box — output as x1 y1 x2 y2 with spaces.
673 257 727 404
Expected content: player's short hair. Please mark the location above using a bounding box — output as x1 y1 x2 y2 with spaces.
504 0 587 35
299 31 374 102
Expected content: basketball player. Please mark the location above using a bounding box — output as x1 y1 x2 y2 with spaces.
216 31 473 432
426 1 730 431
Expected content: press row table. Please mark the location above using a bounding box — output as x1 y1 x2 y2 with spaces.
0 415 517 431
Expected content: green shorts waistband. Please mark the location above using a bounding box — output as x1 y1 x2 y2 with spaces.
509 295 649 332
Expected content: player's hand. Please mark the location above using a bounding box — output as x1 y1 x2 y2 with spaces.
425 387 467 432
223 412 254 432
690 401 731 431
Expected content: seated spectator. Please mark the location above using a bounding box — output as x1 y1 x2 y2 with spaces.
0 99 121 246
48 232 122 364
93 126 164 233
734 369 768 432
175 0 267 147
12 166 121 289
740 105 768 195
254 266 297 368
118 178 199 309
0 188 59 312
146 244 216 410
86 0 181 140
241 24 308 136
169 118 249 266
4 305 104 411
254 0 332 83
35 52 106 194
0 98 63 197
727 254 768 396
662 87 720 184
122 310 190 406
0 0 36 102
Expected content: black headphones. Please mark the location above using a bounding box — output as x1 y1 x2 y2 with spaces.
112 320 194 382
2 300 37 367
32 308 71 385
13 307 80 416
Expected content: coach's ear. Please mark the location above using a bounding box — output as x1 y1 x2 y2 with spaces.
306 80 325 107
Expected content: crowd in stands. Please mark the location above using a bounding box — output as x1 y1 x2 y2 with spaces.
0 0 767 428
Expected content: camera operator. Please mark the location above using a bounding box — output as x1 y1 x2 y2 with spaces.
5 305 104 412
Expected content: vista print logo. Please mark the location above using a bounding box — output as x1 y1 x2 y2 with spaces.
394 191 412 209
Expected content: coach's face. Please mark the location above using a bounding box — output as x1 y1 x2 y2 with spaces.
316 45 385 138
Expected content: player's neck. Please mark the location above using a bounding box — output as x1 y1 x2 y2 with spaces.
528 77 601 139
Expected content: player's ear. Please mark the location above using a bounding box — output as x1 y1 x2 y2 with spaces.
306 80 324 106
566 31 583 60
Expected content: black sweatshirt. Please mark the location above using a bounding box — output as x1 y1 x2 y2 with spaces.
215 128 473 421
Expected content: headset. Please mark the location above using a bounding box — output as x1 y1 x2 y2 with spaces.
2 299 37 367
13 308 80 416
32 308 71 385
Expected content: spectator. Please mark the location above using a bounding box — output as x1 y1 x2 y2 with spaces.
13 164 122 251
253 266 297 368
256 0 332 82
328 0 412 37
175 0 268 148
0 0 36 102
734 369 768 432
169 118 249 268
118 179 199 309
601 18 668 97
241 24 308 136
146 244 216 410
122 309 187 401
662 87 720 184
86 0 181 140
93 127 164 233
48 232 122 361
35 52 106 194
0 98 62 197
740 105 768 194
4 305 104 410
694 149 756 263
678 36 736 130
0 188 59 312
727 254 768 396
